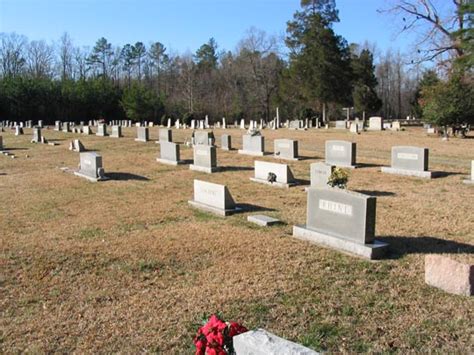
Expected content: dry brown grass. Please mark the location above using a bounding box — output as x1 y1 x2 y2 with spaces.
1 126 473 353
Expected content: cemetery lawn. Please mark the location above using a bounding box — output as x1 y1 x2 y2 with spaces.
1 127 473 353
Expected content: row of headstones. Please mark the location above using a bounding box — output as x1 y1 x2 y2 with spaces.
334 117 401 133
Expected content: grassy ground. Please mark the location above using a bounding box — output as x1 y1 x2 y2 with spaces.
1 126 473 353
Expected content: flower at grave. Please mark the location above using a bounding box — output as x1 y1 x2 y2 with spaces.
328 167 349 189
194 314 248 355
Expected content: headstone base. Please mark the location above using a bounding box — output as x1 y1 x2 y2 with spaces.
273 154 300 161
188 200 241 216
381 166 437 179
156 158 185 166
73 171 109 182
238 149 264 156
247 215 281 226
134 138 147 142
463 179 474 185
250 177 296 189
189 165 219 173
292 225 389 260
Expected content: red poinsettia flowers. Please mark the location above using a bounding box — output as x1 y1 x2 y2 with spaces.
194 314 248 355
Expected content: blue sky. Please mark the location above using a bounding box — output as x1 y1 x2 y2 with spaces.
0 0 410 54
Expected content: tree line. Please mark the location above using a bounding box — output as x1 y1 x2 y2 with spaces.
0 0 472 127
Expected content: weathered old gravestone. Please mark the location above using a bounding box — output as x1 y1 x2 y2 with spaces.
289 120 304 130
463 161 474 185
425 255 473 296
310 162 335 189
368 116 383 131
54 121 61 131
159 128 172 143
221 134 232 150
381 146 437 178
250 160 296 188
391 121 401 131
325 140 357 168
190 145 218 173
31 127 42 143
111 125 122 138
274 139 299 160
188 179 240 216
83 126 92 135
194 131 214 146
157 141 184 165
293 188 389 259
247 215 281 227
96 124 108 136
238 134 265 156
74 152 108 182
15 126 24 136
135 127 149 142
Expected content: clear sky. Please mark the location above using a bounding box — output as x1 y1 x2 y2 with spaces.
0 0 411 55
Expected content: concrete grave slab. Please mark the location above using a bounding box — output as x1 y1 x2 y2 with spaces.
425 255 473 296
247 215 281 227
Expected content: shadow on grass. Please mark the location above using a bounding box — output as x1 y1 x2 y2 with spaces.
380 235 474 259
238 203 275 213
107 172 150 181
357 162 384 168
355 189 396 197
295 178 310 186
220 166 254 172
3 147 29 151
434 171 463 178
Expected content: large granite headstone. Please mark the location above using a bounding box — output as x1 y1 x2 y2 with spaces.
188 179 240 216
250 160 296 188
31 127 42 143
190 145 218 173
238 134 265 156
96 124 108 137
325 140 357 168
111 125 122 138
159 128 172 143
274 139 299 160
368 116 383 131
157 141 183 166
135 127 149 142
74 152 108 182
381 146 436 178
194 131 214 146
293 188 388 259
310 162 335 188
221 134 232 150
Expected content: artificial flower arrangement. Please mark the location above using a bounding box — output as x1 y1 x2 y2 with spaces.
194 314 248 355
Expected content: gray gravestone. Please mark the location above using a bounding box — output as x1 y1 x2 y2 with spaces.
135 127 149 142
239 134 265 156
54 121 61 131
250 160 296 188
62 122 70 133
190 145 218 173
381 146 436 178
188 179 239 216
159 128 172 143
15 126 23 135
96 124 107 136
349 122 359 134
463 161 474 185
293 188 388 259
74 152 108 182
274 139 299 160
111 125 122 138
368 116 383 131
31 127 42 143
325 140 357 168
194 131 214 145
221 134 232 150
335 120 347 129
157 141 183 165
83 126 91 135
310 162 335 188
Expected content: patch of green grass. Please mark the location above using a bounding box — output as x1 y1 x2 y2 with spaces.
193 209 219 222
299 322 342 351
76 227 104 240
137 259 162 273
